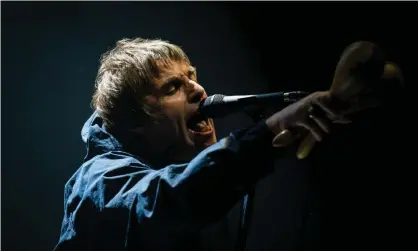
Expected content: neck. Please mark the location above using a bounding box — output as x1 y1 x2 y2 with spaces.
113 130 193 169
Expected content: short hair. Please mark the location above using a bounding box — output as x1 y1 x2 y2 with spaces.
92 37 190 130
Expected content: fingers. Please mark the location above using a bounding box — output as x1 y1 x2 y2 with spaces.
296 133 317 159
269 91 353 156
309 113 330 133
299 118 324 142
273 110 331 147
312 99 352 124
333 118 352 124
272 129 294 147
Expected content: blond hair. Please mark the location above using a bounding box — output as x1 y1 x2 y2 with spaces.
92 38 190 129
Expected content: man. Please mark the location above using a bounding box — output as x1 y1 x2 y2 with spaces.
54 38 346 251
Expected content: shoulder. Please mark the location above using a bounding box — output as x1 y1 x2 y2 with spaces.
63 151 151 205
83 151 150 177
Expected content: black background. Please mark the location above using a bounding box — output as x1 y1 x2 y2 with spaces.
2 2 416 251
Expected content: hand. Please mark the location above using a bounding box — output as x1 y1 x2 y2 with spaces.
265 91 350 159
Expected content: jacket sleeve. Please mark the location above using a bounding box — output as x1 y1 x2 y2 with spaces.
85 120 279 234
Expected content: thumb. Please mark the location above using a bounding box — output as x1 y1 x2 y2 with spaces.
272 129 294 147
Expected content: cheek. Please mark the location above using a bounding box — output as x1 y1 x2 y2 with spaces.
153 114 184 142
155 118 178 135
148 94 189 140
160 96 188 125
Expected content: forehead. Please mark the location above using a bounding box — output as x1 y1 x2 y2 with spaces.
153 60 194 87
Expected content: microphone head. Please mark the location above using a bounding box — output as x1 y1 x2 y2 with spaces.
197 94 227 119
201 94 225 107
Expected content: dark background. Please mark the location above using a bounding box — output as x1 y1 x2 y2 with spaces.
2 2 416 251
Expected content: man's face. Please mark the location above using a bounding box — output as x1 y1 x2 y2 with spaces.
137 60 217 163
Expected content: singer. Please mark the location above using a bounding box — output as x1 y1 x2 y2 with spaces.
53 38 348 251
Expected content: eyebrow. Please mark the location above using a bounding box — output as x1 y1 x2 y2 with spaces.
188 66 197 77
159 66 197 91
160 76 182 90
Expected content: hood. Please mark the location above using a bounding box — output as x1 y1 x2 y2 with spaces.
81 111 124 161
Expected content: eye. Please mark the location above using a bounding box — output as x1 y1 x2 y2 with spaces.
166 79 183 95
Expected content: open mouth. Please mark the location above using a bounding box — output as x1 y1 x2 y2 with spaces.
187 113 212 134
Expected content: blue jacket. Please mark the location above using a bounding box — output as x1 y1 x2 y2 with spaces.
54 112 276 251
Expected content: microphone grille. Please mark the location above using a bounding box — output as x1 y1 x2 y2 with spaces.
203 94 225 106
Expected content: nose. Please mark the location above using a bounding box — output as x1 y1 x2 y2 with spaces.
188 80 207 104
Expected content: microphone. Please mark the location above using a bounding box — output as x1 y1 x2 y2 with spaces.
198 91 309 119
